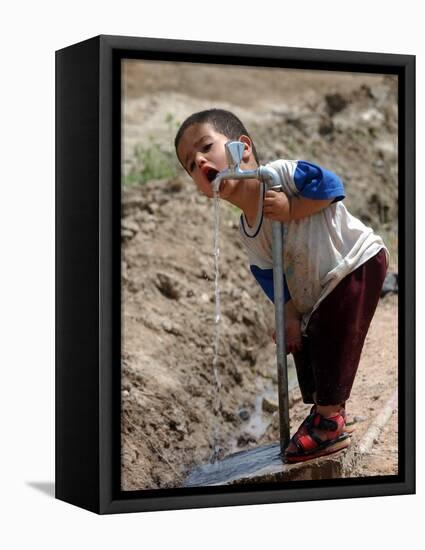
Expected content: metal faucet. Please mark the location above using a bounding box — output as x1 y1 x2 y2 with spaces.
213 141 290 455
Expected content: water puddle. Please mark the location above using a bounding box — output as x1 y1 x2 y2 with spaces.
184 442 283 487
230 362 298 454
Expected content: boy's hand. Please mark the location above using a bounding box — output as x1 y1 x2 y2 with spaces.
265 193 334 222
272 317 302 355
263 190 291 222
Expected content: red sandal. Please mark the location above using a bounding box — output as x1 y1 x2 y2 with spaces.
285 411 351 463
308 404 356 434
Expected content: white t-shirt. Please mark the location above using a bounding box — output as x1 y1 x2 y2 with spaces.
239 159 388 332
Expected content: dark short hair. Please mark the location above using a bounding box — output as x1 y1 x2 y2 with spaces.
174 108 259 165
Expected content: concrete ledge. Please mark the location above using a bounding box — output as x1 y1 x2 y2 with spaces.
184 389 398 487
184 442 350 486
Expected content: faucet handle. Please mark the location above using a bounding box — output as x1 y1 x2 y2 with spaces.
225 141 245 169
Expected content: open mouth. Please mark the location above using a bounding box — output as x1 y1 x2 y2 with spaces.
206 169 219 183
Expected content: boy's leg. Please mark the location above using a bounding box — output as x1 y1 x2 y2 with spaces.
285 250 387 462
306 249 388 406
293 339 316 404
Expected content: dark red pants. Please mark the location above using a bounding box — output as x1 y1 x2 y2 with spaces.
293 249 387 406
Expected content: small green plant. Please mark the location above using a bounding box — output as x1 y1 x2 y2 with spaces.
124 113 182 186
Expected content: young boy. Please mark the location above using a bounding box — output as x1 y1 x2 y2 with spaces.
174 108 388 463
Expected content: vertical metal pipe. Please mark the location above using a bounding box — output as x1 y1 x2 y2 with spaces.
259 164 291 454
271 219 290 453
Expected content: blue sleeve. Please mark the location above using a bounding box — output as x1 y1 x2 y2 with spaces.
294 161 345 203
250 266 291 304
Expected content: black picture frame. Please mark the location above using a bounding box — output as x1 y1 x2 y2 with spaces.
55 34 415 514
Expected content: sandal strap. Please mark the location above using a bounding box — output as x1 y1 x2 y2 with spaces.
290 412 345 453
294 433 319 452
310 412 345 431
306 425 324 446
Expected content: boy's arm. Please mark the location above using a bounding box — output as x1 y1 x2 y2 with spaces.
263 192 332 222
264 160 345 222
251 266 302 353
250 266 291 304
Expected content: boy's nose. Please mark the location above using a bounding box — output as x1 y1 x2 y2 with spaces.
195 152 207 167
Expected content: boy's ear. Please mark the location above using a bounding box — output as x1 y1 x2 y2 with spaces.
239 135 253 162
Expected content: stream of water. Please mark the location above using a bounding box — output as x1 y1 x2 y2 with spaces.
210 182 223 463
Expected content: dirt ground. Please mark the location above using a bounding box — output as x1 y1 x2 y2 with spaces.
120 61 398 490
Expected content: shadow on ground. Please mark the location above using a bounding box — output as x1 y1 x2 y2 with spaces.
26 481 55 498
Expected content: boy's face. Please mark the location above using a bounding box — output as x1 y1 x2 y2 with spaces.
176 122 253 199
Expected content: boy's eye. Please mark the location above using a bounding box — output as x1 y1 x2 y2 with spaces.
188 143 213 172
